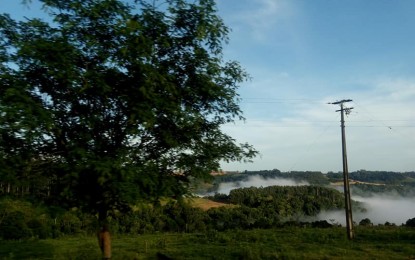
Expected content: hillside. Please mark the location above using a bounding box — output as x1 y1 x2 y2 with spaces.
185 197 235 211
197 169 415 197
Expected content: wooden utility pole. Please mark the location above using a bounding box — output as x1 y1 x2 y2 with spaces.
329 99 354 240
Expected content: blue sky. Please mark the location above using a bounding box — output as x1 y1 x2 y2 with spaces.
2 0 414 172
216 0 415 172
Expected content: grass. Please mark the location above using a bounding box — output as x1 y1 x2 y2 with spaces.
0 226 414 259
185 197 235 211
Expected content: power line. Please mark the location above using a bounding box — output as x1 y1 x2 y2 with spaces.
240 98 324 104
351 100 415 139
242 98 321 101
287 117 338 172
224 122 415 128
231 119 413 123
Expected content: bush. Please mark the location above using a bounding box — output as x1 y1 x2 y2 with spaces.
0 211 32 240
27 218 52 239
59 211 82 234
359 218 373 226
311 220 332 228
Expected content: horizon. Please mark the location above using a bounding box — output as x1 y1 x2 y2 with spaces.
214 169 415 174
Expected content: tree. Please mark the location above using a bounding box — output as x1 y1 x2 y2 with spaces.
359 218 373 227
405 217 415 228
0 0 257 253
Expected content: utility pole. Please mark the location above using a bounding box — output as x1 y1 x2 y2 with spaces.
329 99 354 240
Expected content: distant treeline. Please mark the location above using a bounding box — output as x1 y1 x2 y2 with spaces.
351 184 415 197
327 170 415 185
204 169 415 196
214 169 330 185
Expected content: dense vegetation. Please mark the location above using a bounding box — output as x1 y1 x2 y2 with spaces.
211 186 345 217
1 173 414 258
0 186 344 240
4 182 414 242
1 170 415 241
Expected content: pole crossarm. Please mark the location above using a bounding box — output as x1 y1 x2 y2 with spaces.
329 99 353 105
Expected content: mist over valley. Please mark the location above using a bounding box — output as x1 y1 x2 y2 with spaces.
200 170 415 226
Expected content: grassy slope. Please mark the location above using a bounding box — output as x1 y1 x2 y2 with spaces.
185 197 234 211
0 227 414 259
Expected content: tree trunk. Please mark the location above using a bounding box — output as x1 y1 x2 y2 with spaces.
97 212 111 259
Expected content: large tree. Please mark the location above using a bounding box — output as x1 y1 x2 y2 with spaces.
0 0 256 228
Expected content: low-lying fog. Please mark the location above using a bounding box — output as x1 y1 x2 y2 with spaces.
213 175 309 195
318 196 415 226
211 175 415 225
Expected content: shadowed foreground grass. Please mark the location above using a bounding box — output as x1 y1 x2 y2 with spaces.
0 226 414 259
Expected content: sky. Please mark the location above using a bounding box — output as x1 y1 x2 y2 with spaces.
215 0 415 173
1 0 414 173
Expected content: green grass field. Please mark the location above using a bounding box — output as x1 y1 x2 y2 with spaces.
0 226 414 259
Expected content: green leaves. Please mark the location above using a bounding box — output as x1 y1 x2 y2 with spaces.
0 0 257 217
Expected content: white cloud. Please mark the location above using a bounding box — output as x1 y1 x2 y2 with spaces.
222 76 415 172
224 0 295 43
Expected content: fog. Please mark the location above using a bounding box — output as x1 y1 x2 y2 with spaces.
318 195 415 225
213 175 309 195
209 175 415 225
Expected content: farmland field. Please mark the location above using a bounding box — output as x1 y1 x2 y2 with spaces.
1 226 414 259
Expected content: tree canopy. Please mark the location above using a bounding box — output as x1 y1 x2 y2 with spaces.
0 0 257 219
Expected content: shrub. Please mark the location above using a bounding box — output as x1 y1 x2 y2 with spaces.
311 220 332 228
27 218 52 239
0 211 32 240
59 211 82 234
359 218 373 226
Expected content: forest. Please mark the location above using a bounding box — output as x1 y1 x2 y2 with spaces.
1 170 415 241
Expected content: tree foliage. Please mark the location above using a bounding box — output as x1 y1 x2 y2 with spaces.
209 186 346 218
359 218 373 227
0 0 257 219
406 217 415 228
